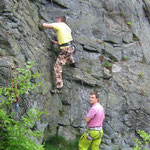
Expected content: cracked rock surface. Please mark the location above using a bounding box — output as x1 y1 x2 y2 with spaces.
0 0 150 149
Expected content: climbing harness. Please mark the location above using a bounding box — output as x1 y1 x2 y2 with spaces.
59 41 73 48
86 132 93 140
86 128 103 141
59 41 76 62
88 127 102 131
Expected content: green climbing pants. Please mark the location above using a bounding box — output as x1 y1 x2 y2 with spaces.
79 129 103 150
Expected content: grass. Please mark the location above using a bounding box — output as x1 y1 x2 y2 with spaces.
0 48 3 56
38 24 44 31
138 72 144 78
104 61 112 69
86 68 92 74
120 11 125 17
44 135 79 150
44 144 59 150
122 56 129 61
126 20 134 27
120 11 134 28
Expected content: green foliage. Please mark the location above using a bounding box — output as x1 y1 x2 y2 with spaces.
0 62 42 106
0 62 45 150
120 11 134 28
137 13 140 17
38 24 44 31
121 132 126 138
0 48 3 56
138 73 144 78
104 61 112 69
120 11 125 17
0 108 45 150
96 40 106 48
132 130 150 150
122 56 129 61
44 135 79 150
127 20 134 27
102 41 106 48
86 68 92 74
133 34 140 41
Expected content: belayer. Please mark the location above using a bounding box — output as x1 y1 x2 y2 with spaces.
42 16 76 94
79 91 105 150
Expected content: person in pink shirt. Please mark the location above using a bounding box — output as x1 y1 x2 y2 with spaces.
79 91 105 150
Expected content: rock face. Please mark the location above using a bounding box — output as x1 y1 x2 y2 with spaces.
0 0 150 149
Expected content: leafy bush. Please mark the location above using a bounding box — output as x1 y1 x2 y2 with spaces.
44 135 79 150
0 108 45 150
132 130 150 150
0 62 45 150
104 61 112 69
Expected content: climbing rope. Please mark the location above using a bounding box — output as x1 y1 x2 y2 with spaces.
10 64 13 89
50 0 54 8
75 45 89 112
9 64 18 113
63 44 88 114
14 64 18 113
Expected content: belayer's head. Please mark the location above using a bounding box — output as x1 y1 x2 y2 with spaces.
57 16 66 23
89 91 99 105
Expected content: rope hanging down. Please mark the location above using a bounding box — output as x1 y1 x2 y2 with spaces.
75 46 89 112
50 0 54 8
9 64 18 113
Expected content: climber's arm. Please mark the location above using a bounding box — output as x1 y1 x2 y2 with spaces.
51 40 58 45
42 23 54 29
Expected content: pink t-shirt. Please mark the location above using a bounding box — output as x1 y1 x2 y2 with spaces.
86 103 105 128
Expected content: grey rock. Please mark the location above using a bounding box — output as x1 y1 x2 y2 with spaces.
143 0 150 22
0 0 150 149
123 32 133 44
0 0 5 13
57 126 79 141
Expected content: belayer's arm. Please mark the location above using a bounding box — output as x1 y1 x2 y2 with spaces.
42 23 54 29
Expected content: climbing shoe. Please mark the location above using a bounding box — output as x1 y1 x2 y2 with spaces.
70 62 76 68
50 88 62 95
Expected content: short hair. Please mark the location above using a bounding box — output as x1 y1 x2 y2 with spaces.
90 91 99 99
57 16 66 23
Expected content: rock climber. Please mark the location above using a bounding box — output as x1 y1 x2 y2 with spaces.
42 16 76 94
79 91 105 150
